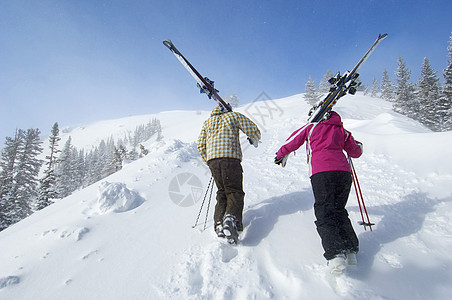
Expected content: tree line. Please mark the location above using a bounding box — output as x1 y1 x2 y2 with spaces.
0 118 162 231
304 32 452 132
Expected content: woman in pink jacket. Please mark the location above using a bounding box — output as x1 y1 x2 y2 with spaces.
275 111 363 274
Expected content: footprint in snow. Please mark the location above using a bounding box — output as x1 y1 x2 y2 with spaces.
379 253 403 269
0 276 20 289
218 242 238 263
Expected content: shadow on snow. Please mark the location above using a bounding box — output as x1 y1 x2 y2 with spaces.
348 192 452 298
241 190 314 247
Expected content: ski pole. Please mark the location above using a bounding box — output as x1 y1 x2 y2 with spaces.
349 158 366 230
348 156 374 231
203 179 214 231
192 176 213 229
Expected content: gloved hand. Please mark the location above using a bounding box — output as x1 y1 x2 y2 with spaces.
274 154 288 167
274 155 284 165
247 137 259 148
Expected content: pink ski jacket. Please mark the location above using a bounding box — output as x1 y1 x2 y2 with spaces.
276 111 363 176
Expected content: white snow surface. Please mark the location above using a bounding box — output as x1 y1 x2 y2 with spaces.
1 94 452 299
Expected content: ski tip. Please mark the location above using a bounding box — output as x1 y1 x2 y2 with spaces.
163 39 173 48
379 33 388 40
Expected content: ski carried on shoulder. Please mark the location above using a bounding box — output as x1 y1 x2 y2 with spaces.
308 33 388 123
163 39 232 112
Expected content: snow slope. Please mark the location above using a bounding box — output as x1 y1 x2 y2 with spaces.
1 94 452 299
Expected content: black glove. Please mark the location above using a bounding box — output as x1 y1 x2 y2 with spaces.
274 155 284 165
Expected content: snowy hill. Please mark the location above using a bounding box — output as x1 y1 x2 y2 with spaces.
1 94 452 299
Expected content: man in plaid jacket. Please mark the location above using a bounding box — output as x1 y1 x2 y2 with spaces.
197 105 261 243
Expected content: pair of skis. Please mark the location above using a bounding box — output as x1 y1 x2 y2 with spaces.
163 34 388 122
308 33 388 123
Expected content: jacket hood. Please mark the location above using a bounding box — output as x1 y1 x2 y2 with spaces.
323 111 342 126
211 105 226 116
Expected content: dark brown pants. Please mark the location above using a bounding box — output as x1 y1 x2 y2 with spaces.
207 158 244 229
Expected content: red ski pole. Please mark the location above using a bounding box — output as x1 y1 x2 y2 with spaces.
348 156 374 231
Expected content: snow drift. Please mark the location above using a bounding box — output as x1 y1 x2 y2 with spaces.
96 182 145 214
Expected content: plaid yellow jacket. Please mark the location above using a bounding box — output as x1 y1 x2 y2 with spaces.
197 106 261 163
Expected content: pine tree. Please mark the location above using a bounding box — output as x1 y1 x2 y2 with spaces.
72 149 86 189
84 147 102 186
381 69 395 102
102 138 117 177
318 70 334 94
371 77 379 97
127 148 139 161
37 123 61 210
304 75 321 106
439 32 452 131
55 137 77 198
394 56 417 119
154 119 163 141
226 93 240 108
139 144 149 157
13 129 43 220
0 130 23 230
355 78 366 92
0 129 43 226
113 144 127 172
416 57 441 130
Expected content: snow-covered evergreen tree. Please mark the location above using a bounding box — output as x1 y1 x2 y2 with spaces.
132 119 163 146
355 78 366 92
439 32 452 131
0 131 22 199
84 147 102 187
304 75 321 106
127 148 139 161
226 93 240 108
13 128 43 219
394 56 417 119
97 140 108 176
113 144 127 172
139 144 149 157
0 130 23 230
101 138 117 178
416 57 441 130
72 149 86 189
0 129 43 227
381 69 395 102
37 122 61 210
318 70 334 94
149 118 163 141
371 77 379 97
55 137 77 198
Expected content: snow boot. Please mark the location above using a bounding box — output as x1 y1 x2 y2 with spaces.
237 221 243 232
222 214 239 245
328 253 347 275
215 221 225 238
346 250 357 265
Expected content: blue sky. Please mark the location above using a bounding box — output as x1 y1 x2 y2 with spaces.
1 0 451 142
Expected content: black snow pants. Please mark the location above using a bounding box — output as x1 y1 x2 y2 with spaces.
310 171 359 260
207 158 244 230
